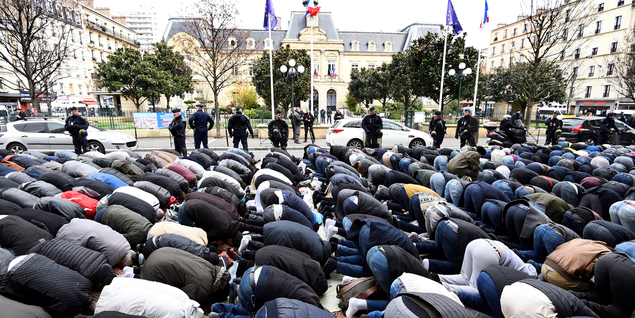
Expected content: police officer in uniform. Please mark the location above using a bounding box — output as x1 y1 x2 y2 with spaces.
268 110 289 150
320 108 326 123
511 109 523 123
303 108 315 144
227 106 254 151
169 108 187 156
429 110 446 148
64 106 89 154
326 108 333 124
188 104 214 149
361 106 382 148
544 111 563 146
455 108 478 147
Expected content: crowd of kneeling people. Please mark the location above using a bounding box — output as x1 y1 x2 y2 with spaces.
1 140 635 318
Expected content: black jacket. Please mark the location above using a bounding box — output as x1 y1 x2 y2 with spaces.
255 245 328 294
456 115 478 137
429 118 446 135
520 279 599 318
141 233 211 261
64 115 89 136
182 199 239 242
362 113 382 133
333 111 344 120
303 112 315 127
263 220 332 266
500 119 514 134
545 117 563 133
188 110 214 131
0 215 54 255
4 208 68 236
228 113 254 137
169 115 186 137
105 192 157 224
268 119 288 141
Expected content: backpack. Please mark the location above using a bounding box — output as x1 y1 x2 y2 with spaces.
336 277 385 309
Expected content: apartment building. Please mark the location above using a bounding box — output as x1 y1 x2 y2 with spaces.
111 6 160 52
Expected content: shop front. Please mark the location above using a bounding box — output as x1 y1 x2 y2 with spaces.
575 100 613 116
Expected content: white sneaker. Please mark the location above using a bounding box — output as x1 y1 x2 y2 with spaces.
238 236 252 254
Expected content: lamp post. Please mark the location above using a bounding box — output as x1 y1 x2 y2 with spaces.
448 62 472 117
280 59 305 111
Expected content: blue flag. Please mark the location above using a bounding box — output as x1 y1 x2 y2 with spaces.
446 0 463 34
264 0 277 31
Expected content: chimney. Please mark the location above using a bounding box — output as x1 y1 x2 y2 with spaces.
517 15 527 21
275 16 282 29
78 0 94 9
112 16 126 25
497 23 507 28
96 7 111 18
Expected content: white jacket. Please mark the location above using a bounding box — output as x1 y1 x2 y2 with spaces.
113 186 160 211
95 277 204 318
198 170 243 195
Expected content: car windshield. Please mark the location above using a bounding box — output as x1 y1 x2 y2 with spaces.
563 118 584 126
343 121 361 128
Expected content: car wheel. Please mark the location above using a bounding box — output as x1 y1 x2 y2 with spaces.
409 138 426 148
7 143 26 154
88 141 105 154
584 136 597 145
346 139 364 149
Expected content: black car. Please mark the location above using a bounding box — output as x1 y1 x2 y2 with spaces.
560 116 635 145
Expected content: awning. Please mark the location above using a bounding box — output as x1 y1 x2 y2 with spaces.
82 98 99 105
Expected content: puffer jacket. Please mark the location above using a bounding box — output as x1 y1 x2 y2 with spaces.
188 152 214 169
100 167 134 186
28 238 113 285
111 187 160 215
92 158 114 168
185 192 238 220
62 161 98 178
6 171 35 184
203 186 247 217
142 172 184 199
134 181 172 209
141 233 211 261
5 208 68 236
37 171 75 191
153 151 175 163
210 165 243 185
90 172 128 189
140 247 230 303
166 162 196 184
335 189 392 221
104 151 130 161
0 253 92 318
146 154 169 169
20 181 62 197
74 178 115 198
0 294 52 318
199 171 242 193
219 159 251 183
263 221 331 266
255 245 328 294
101 205 153 247
174 158 206 180
0 215 54 255
148 222 208 247
0 188 40 208
34 197 86 221
41 161 62 171
182 199 238 243
252 168 293 189
57 191 99 219
0 176 19 188
154 168 189 193
8 155 41 168
56 218 131 266
110 159 144 182
447 150 482 178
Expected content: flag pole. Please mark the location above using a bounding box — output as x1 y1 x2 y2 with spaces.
472 26 484 115
438 27 448 112
310 15 314 114
269 14 275 119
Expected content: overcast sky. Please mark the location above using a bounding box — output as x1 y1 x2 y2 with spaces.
94 0 524 49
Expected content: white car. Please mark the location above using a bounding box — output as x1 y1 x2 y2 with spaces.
326 118 434 149
0 119 138 154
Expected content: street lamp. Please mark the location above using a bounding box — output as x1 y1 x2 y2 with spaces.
280 59 305 110
448 62 472 117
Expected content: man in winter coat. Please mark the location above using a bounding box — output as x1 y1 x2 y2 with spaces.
289 106 303 144
139 247 231 303
511 109 524 123
179 199 242 247
327 108 333 124
455 108 479 147
268 110 289 150
303 108 315 143
227 107 254 152
545 111 563 146
188 104 214 149
96 205 153 247
361 106 383 148
168 108 187 156
627 113 635 128
0 215 53 255
139 233 219 265
600 112 618 144
499 114 514 136
64 106 90 154
320 108 326 123
429 110 446 148
447 146 487 178
334 109 344 121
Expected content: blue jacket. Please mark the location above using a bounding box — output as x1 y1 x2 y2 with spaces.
346 218 419 264
462 181 511 217
282 190 315 225
90 172 128 189
188 110 214 131
263 221 331 266
227 113 253 136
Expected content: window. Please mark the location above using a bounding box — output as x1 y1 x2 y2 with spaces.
247 38 255 49
598 3 604 11
100 52 104 62
575 48 580 59
500 59 504 67
560 50 565 60
615 16 622 30
501 44 505 54
351 63 359 71
632 44 635 52
618 0 624 6
368 63 376 69
23 122 46 133
107 39 110 49
494 32 498 41
607 63 615 75
265 38 272 50
368 41 376 51
585 86 592 98
611 41 618 53
491 61 495 70
589 65 595 77
513 28 517 36
492 46 496 56
595 21 602 34
327 89 336 107
565 9 571 22
592 47 598 55
327 59 336 77
511 41 516 48
98 35 102 46
89 32 93 43
521 39 525 49
562 28 568 41
248 64 253 76
229 39 237 47
114 41 118 50
312 58 319 76
519 55 524 63
573 67 578 78
79 32 83 44
73 50 77 59
578 24 584 38
47 122 65 133
232 65 238 76
545 32 551 43
81 50 84 61
504 29 508 39
91 50 95 61
603 85 611 97
384 42 392 52
523 23 528 32
352 41 359 51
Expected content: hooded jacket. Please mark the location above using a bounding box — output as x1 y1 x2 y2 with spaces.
37 171 75 192
255 245 328 294
263 221 332 266
0 215 54 255
0 188 40 208
141 233 211 261
182 199 239 243
4 208 68 236
101 205 153 247
105 191 158 223
110 159 145 182
20 181 63 197
142 173 183 199
62 160 98 178
185 192 238 220
447 150 482 178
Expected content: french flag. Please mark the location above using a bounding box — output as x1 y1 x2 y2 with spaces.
305 1 321 17
480 0 490 28
329 67 336 79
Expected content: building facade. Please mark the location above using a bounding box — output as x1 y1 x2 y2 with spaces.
163 12 441 112
111 6 160 52
484 0 635 116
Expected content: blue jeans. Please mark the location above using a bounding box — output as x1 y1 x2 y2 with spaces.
399 160 411 174
444 179 464 206
481 201 501 231
515 186 535 200
428 220 459 274
434 156 448 171
366 246 392 293
610 200 635 233
213 303 251 318
430 173 446 197
336 245 360 257
458 271 499 317
516 224 565 263
408 193 426 228
398 187 411 212
583 220 635 247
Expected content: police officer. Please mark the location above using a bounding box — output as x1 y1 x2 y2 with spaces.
227 106 254 151
289 106 303 144
511 109 523 123
429 110 446 148
188 104 214 149
456 108 478 147
169 108 187 156
268 110 289 150
361 106 382 148
303 108 315 144
64 106 89 154
600 112 618 144
326 108 333 124
544 111 563 146
320 108 326 123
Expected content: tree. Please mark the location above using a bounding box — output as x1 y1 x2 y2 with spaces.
371 63 393 108
227 81 260 110
0 0 78 110
179 0 256 134
611 36 635 102
95 47 167 110
152 40 194 110
345 93 358 110
347 67 376 108
408 30 479 111
252 45 310 116
389 52 419 111
509 61 568 114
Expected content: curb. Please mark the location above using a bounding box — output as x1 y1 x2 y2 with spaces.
136 146 314 152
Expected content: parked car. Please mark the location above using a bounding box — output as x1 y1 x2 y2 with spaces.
0 119 138 154
326 118 433 149
560 116 635 145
